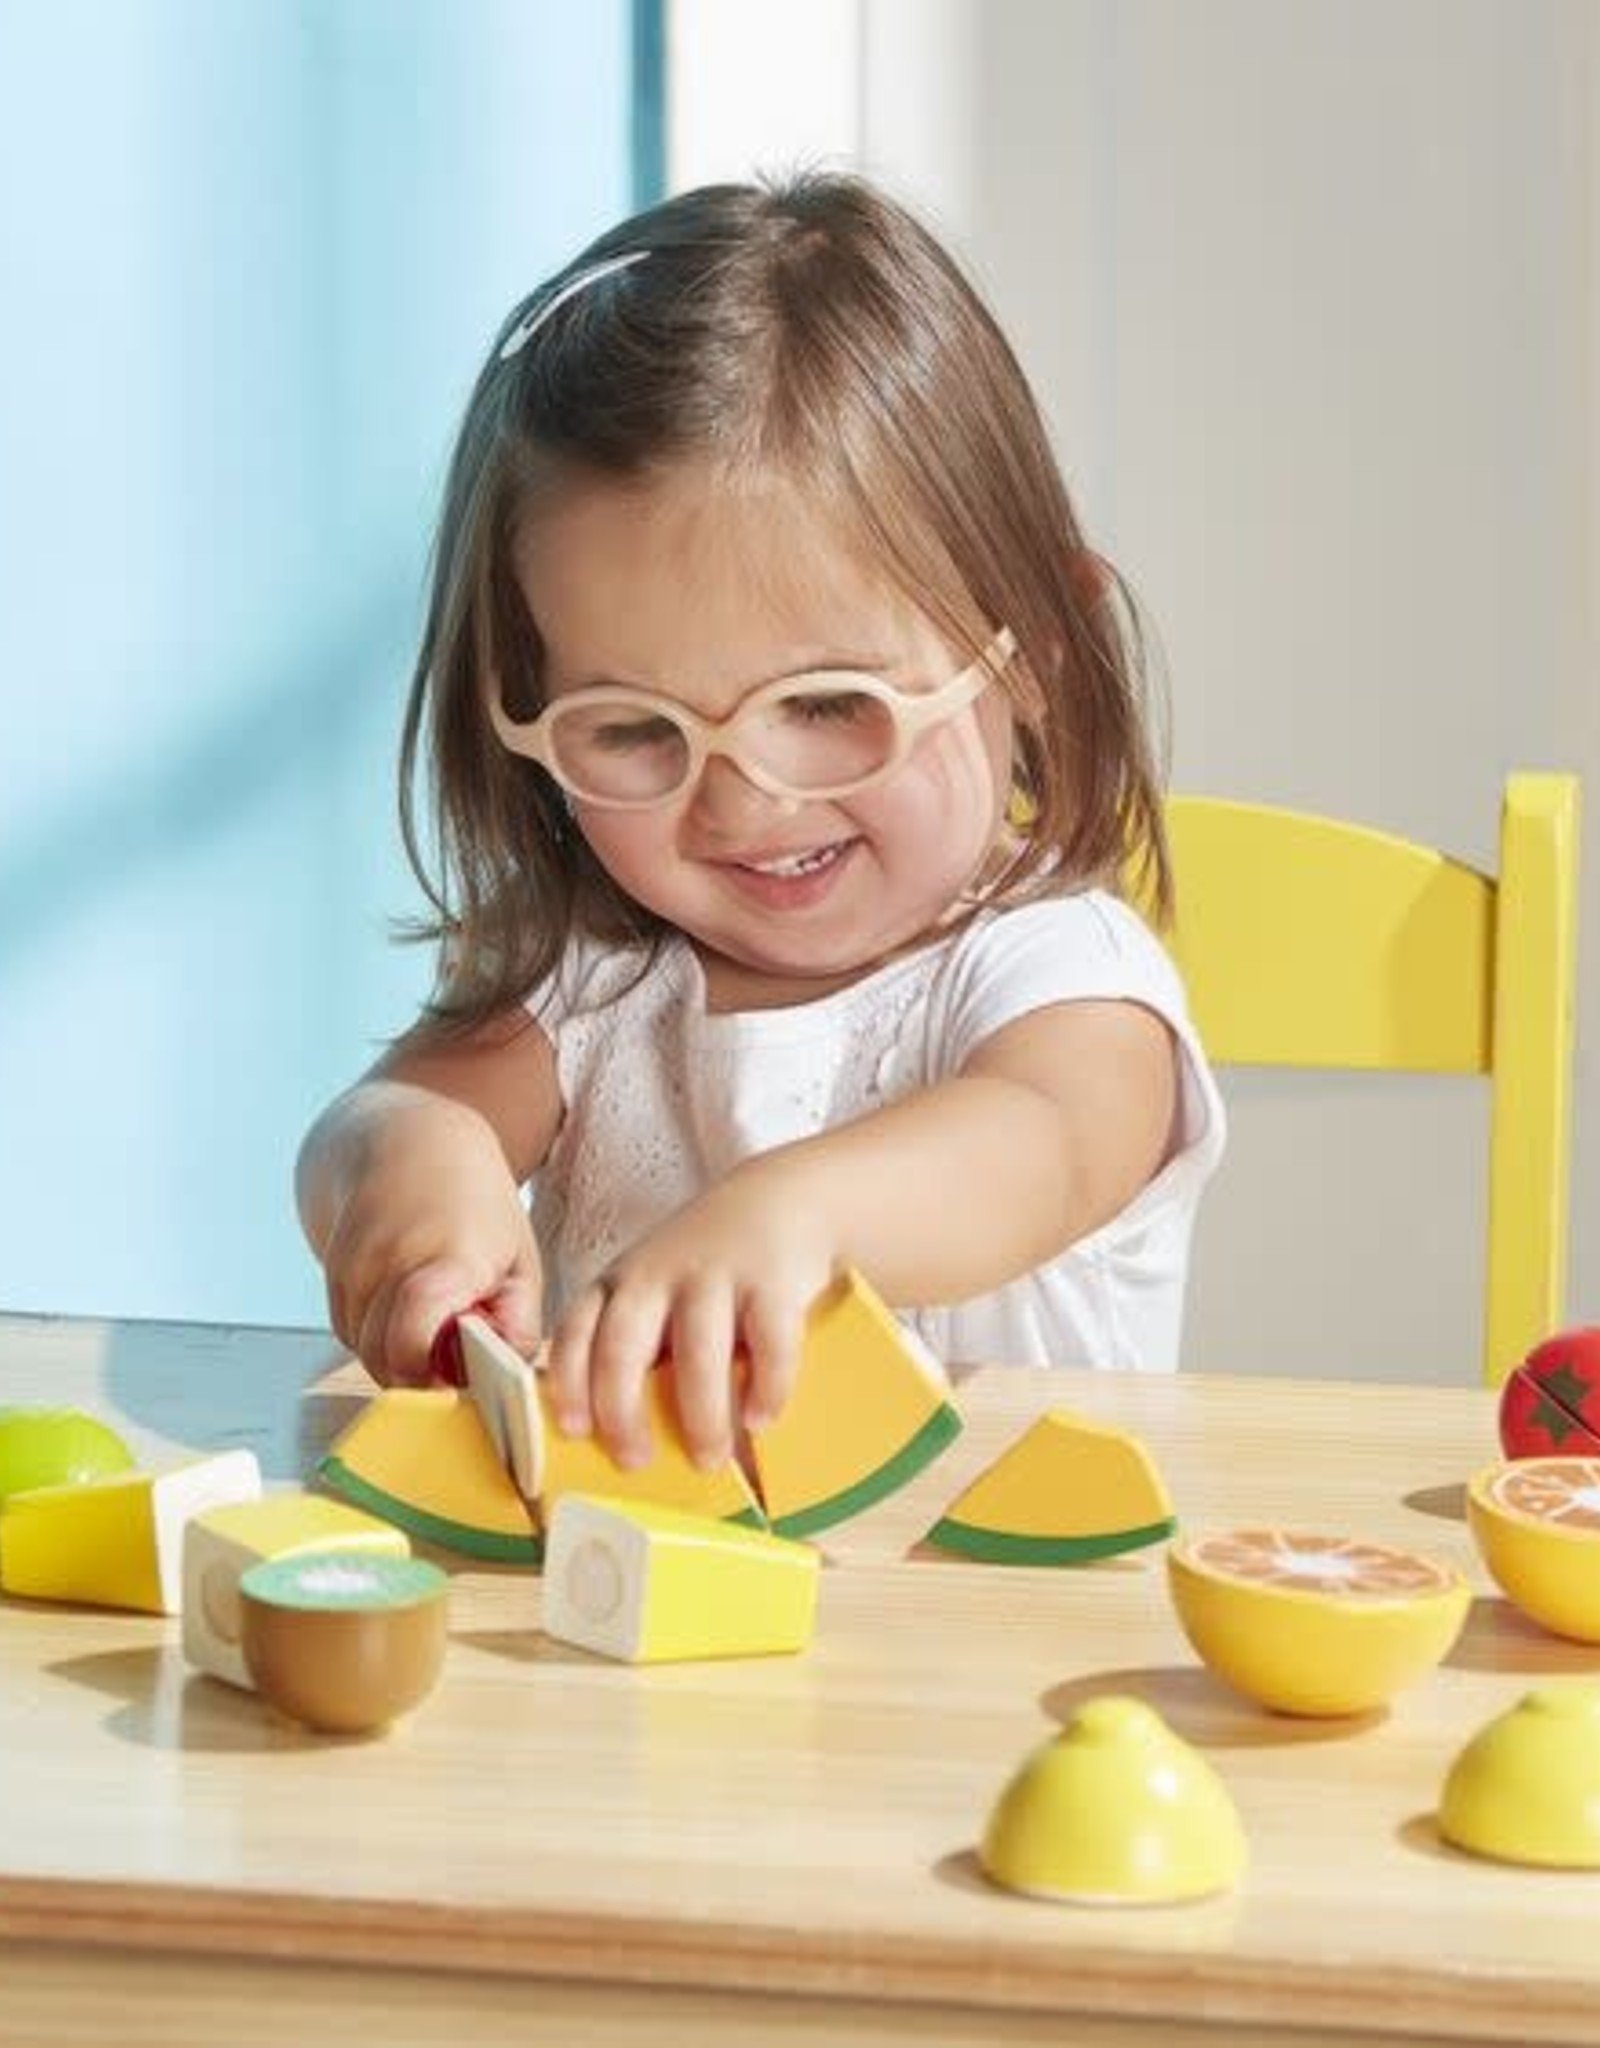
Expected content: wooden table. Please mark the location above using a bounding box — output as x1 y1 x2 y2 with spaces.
2 1313 1599 2047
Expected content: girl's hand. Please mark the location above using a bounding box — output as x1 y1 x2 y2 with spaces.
319 1097 543 1386
545 1161 834 1471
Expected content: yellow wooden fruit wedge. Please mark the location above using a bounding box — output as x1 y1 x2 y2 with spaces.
457 1315 765 1528
543 1493 819 1663
539 1371 767 1525
183 1492 411 1688
318 1389 540 1563
0 1450 261 1614
750 1268 961 1538
926 1409 1175 1564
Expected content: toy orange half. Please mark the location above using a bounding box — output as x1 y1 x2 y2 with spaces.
1168 1528 1469 1717
1468 1459 1600 1643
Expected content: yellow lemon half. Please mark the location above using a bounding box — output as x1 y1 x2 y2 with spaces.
1467 1458 1600 1643
980 1695 1247 1904
1440 1685 1600 1867
1168 1529 1469 1717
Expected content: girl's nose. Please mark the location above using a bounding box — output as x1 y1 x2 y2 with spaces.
687 754 802 832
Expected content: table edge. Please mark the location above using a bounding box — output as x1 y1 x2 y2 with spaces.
0 1876 1590 2045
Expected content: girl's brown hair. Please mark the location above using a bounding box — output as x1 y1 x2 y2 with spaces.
400 170 1170 1033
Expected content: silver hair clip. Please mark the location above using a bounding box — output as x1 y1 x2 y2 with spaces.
497 250 650 362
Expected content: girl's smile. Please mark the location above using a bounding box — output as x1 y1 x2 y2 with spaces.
513 464 1014 1005
710 831 861 909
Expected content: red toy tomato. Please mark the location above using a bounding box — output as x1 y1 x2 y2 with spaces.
1499 1327 1600 1457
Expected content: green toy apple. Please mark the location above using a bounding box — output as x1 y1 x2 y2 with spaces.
0 1407 136 1505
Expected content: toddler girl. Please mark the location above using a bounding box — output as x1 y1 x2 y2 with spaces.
297 172 1224 1472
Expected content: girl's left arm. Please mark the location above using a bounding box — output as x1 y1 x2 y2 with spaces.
780 995 1177 1298
545 998 1175 1469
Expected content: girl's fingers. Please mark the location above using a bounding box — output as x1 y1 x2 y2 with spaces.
739 1289 806 1432
667 1282 737 1470
545 1285 607 1437
366 1260 478 1386
327 1273 356 1357
485 1244 544 1357
588 1282 670 1469
354 1275 404 1386
395 1259 488 1382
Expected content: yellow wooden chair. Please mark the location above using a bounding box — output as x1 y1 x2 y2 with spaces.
1161 776 1580 1386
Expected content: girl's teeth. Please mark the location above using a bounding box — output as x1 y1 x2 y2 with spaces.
750 845 842 877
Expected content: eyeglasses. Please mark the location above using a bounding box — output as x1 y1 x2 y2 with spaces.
488 628 1016 809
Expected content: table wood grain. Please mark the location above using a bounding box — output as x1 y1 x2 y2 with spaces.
2 1311 1598 2047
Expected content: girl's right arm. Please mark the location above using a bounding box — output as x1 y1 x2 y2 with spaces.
295 1008 562 1385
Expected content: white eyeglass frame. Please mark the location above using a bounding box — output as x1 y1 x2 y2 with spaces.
487 627 1017 810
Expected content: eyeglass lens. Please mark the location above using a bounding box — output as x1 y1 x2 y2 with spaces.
546 684 900 802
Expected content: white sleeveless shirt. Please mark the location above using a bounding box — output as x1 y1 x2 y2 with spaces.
524 890 1225 1371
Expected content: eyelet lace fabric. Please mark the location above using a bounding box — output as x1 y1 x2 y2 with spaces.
526 892 1225 1371
532 941 940 1316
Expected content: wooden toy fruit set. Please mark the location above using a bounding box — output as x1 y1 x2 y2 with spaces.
14 1296 1600 1894
0 1269 1179 1733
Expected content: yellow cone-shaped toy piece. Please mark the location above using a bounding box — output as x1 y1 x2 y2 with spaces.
981 1696 1247 1904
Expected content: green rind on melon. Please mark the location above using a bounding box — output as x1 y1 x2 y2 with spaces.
770 1401 962 1540
726 1503 770 1531
924 1513 1177 1565
318 1456 543 1566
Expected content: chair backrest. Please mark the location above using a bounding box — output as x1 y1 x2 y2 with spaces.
1161 775 1580 1385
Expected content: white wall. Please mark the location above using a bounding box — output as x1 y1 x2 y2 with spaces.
669 0 1600 1384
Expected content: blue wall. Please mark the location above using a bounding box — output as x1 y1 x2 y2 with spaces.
0 2 644 1325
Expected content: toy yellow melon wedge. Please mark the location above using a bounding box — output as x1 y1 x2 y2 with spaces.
749 1268 961 1539
318 1388 541 1564
457 1315 766 1528
926 1409 1176 1564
